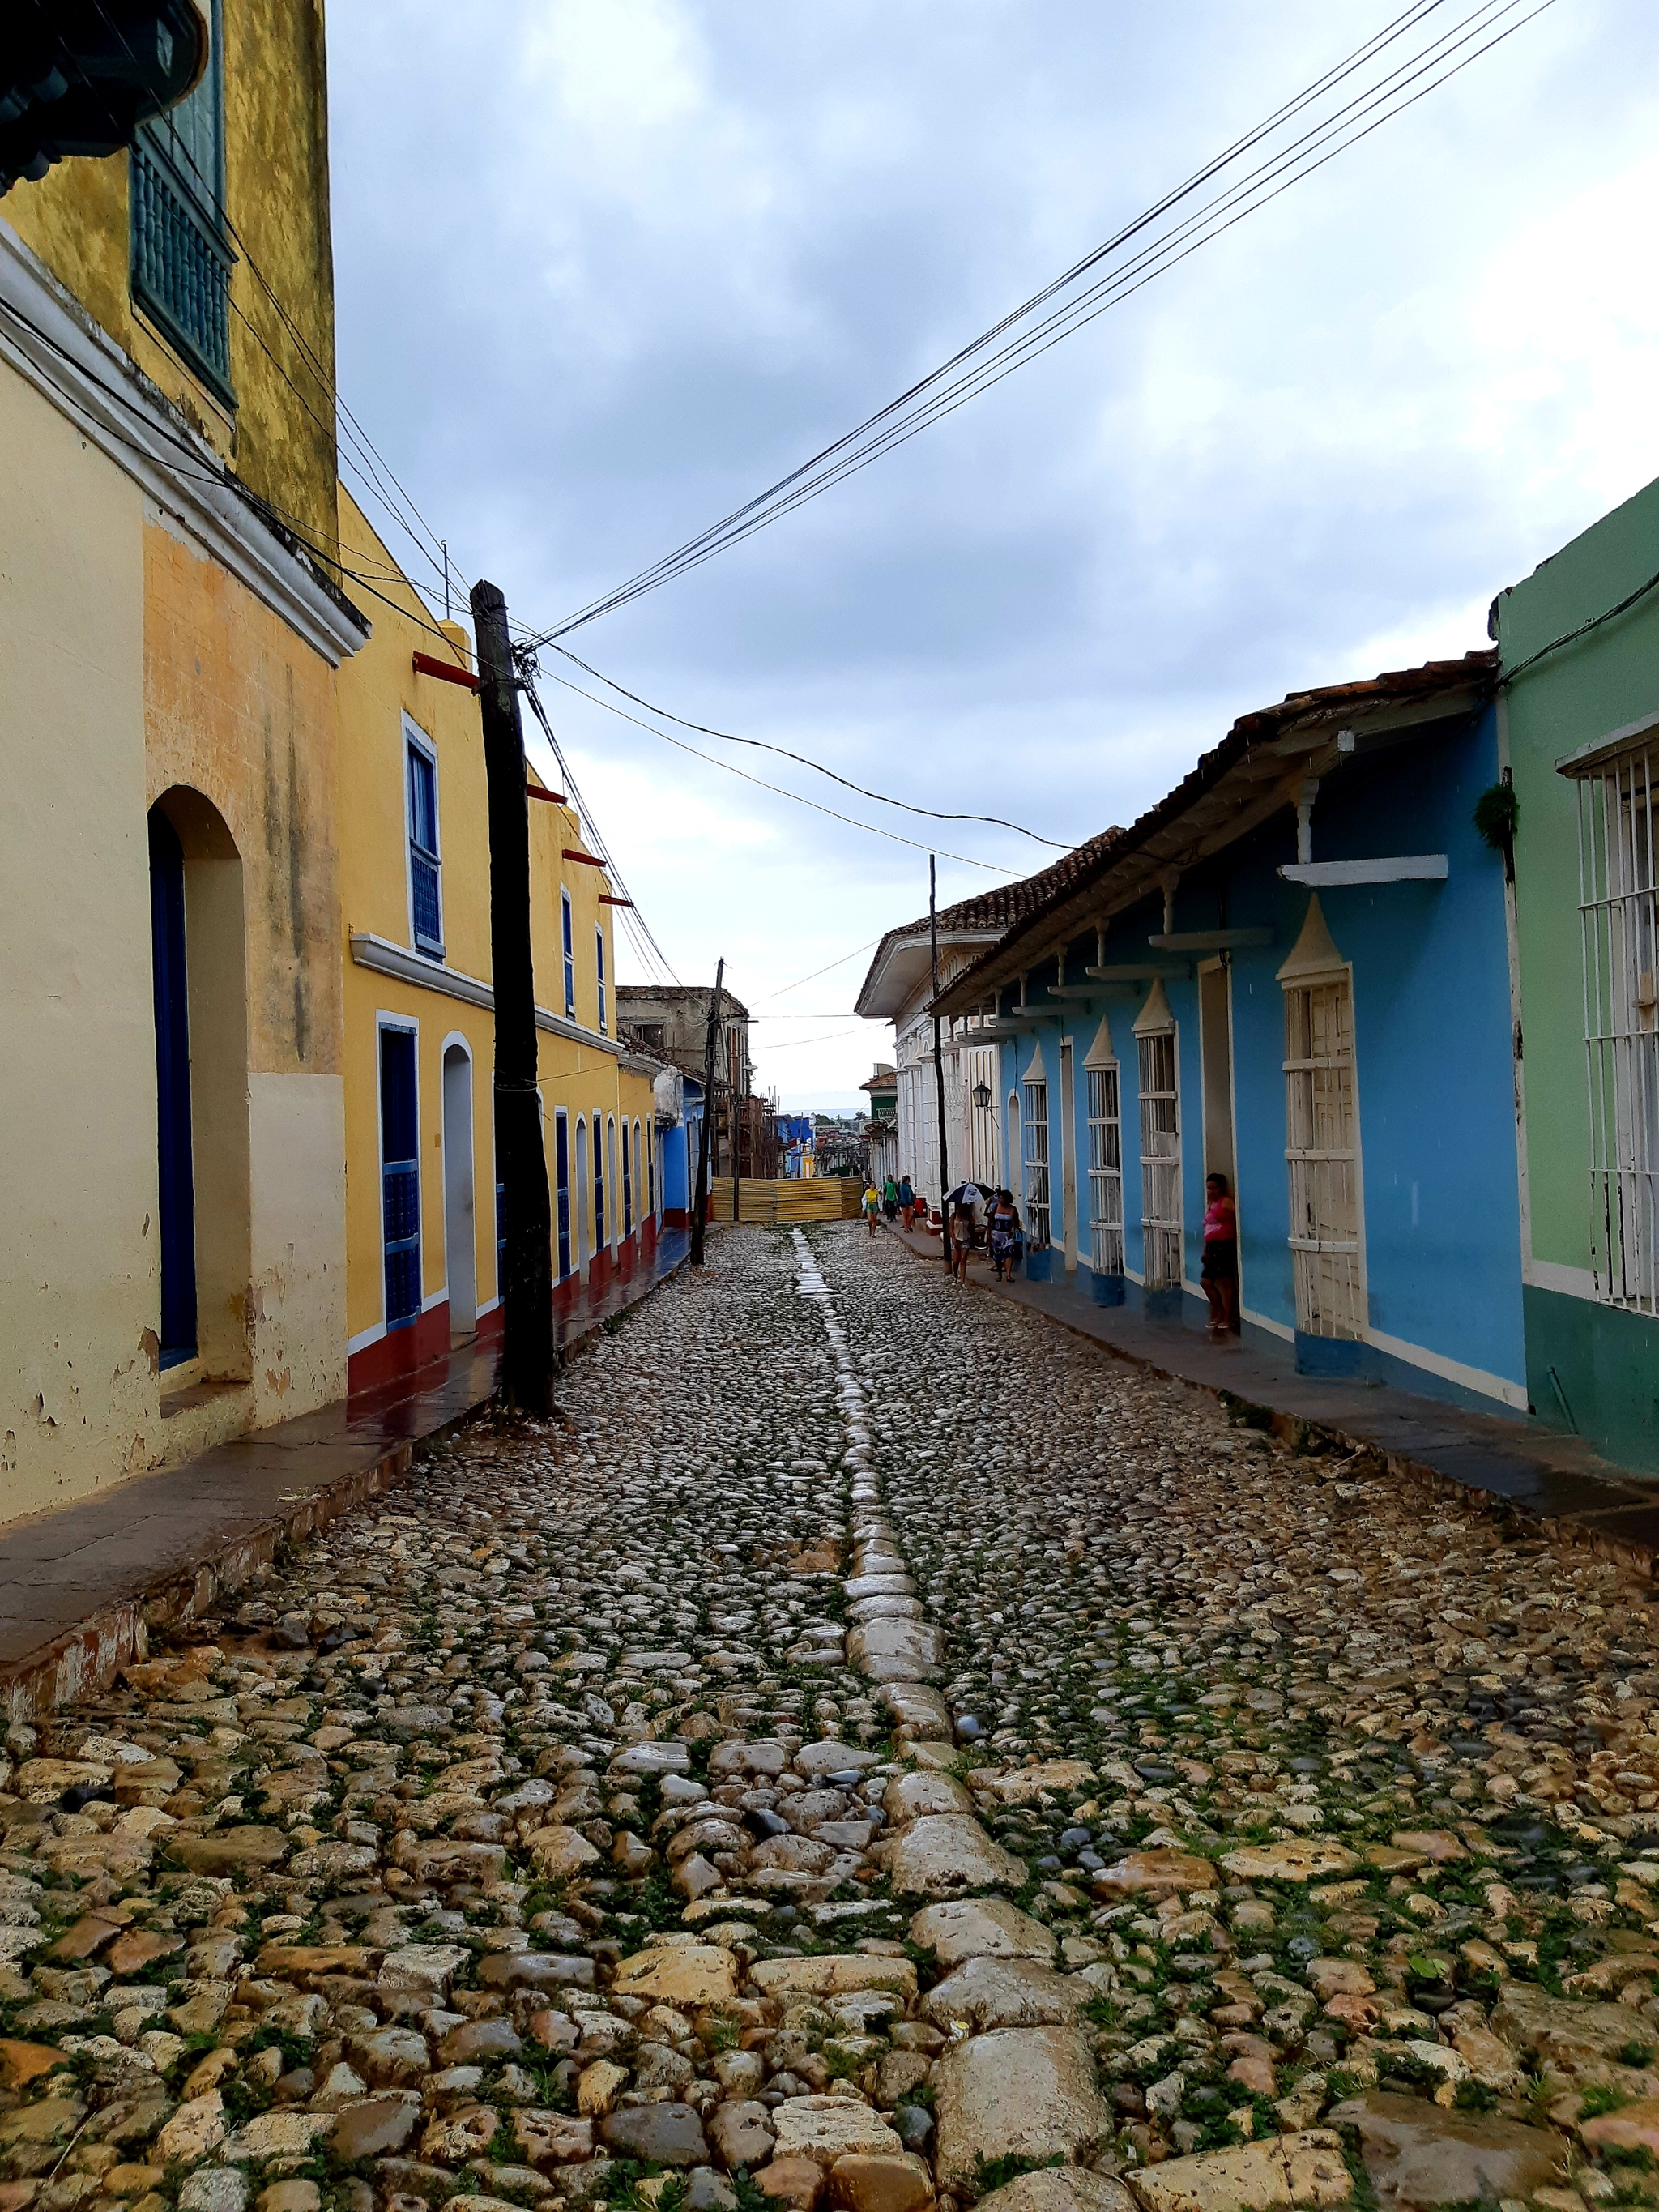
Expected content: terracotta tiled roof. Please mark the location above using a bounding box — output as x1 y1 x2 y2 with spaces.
935 649 1498 1010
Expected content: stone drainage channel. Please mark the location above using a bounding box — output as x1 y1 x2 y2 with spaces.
784 1230 1350 2212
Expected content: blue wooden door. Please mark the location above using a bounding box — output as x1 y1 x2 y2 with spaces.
381 1027 420 1328
148 809 197 1366
555 1112 571 1280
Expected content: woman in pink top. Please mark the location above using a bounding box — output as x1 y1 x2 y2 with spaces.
1201 1172 1239 1335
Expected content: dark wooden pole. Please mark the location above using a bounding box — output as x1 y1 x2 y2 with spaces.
690 958 724 1267
471 579 554 1414
930 856 953 1271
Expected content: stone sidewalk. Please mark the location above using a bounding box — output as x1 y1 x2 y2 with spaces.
0 1230 689 1723
881 1219 1659 1567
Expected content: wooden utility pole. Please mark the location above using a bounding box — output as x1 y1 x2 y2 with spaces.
930 856 952 1272
472 579 554 1413
690 958 724 1267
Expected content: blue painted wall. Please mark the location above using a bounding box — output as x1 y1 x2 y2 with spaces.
988 709 1525 1411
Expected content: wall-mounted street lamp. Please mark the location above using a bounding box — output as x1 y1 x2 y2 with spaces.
971 1080 992 1111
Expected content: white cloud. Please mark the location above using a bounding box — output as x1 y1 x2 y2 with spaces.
327 0 1659 1104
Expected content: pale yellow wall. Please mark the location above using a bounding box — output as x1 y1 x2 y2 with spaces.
0 366 155 1516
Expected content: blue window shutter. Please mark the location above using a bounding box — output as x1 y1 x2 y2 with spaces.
381 1028 420 1327
408 744 442 954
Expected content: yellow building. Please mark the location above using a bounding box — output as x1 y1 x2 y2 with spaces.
333 497 668 1394
0 1 365 1518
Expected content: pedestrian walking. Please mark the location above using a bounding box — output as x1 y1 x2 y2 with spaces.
1201 1172 1239 1334
898 1175 915 1230
862 1180 881 1236
949 1191 978 1281
882 1175 899 1222
987 1188 1021 1281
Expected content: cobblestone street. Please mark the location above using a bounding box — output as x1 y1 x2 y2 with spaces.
10 1226 1659 2212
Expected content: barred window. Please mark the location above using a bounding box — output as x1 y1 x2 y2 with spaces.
1567 735 1659 1309
1021 1077 1051 1249
1137 1029 1182 1290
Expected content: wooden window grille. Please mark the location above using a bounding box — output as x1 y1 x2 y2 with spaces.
1085 1061 1124 1275
1568 738 1659 1309
561 890 575 1017
595 926 607 1034
1137 1029 1181 1289
1283 976 1363 1336
1021 1077 1050 1248
130 2 232 401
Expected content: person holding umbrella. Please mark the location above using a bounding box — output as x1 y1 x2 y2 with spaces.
943 1181 993 1282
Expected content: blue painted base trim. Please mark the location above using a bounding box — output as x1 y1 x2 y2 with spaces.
1294 1330 1375 1380
1086 1269 1127 1306
1024 1247 1055 1283
1142 1286 1184 1320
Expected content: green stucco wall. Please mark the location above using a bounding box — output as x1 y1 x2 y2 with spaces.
1497 476 1659 1469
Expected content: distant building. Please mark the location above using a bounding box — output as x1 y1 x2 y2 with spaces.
860 1064 898 1185
617 984 754 1176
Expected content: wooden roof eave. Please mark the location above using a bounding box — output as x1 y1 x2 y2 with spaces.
933 737 1339 1014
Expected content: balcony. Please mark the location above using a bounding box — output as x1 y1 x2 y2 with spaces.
130 139 233 402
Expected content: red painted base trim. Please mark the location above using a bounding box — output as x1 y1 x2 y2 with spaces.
663 1208 689 1229
477 1300 504 1343
553 1274 580 1314
640 1215 659 1258
588 1249 612 1296
348 1300 450 1395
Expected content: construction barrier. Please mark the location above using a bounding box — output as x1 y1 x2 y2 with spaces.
706 1176 865 1224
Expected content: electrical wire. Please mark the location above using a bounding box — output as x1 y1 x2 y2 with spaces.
542 643 1070 848
753 1028 865 1052
88 0 458 604
517 673 683 988
1499 570 1659 693
522 0 1553 647
757 938 887 1000
527 653 1023 877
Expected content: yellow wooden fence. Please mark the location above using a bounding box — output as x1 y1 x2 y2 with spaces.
706 1176 864 1224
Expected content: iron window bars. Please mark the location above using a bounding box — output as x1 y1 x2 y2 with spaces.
1570 737 1659 1310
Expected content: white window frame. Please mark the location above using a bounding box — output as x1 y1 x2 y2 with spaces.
1020 1045 1051 1249
1567 729 1659 1309
403 715 443 959
1278 899 1366 1340
561 887 575 1018
1083 1015 1124 1277
1134 981 1181 1291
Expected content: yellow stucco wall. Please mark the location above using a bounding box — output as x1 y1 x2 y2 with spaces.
4 0 337 545
335 496 657 1359
146 520 348 1418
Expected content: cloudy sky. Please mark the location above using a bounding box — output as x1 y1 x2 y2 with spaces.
326 0 1659 1109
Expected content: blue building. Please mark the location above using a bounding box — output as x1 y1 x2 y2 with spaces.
934 652 1527 1416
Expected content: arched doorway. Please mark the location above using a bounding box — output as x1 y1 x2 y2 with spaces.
147 789 248 1377
148 809 196 1365
441 1042 476 1341
574 1117 591 1273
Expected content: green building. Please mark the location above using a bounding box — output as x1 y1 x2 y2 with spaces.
1495 476 1659 1468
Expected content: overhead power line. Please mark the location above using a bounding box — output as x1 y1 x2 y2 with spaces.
522 0 1555 649
525 650 1022 877
540 642 1071 849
